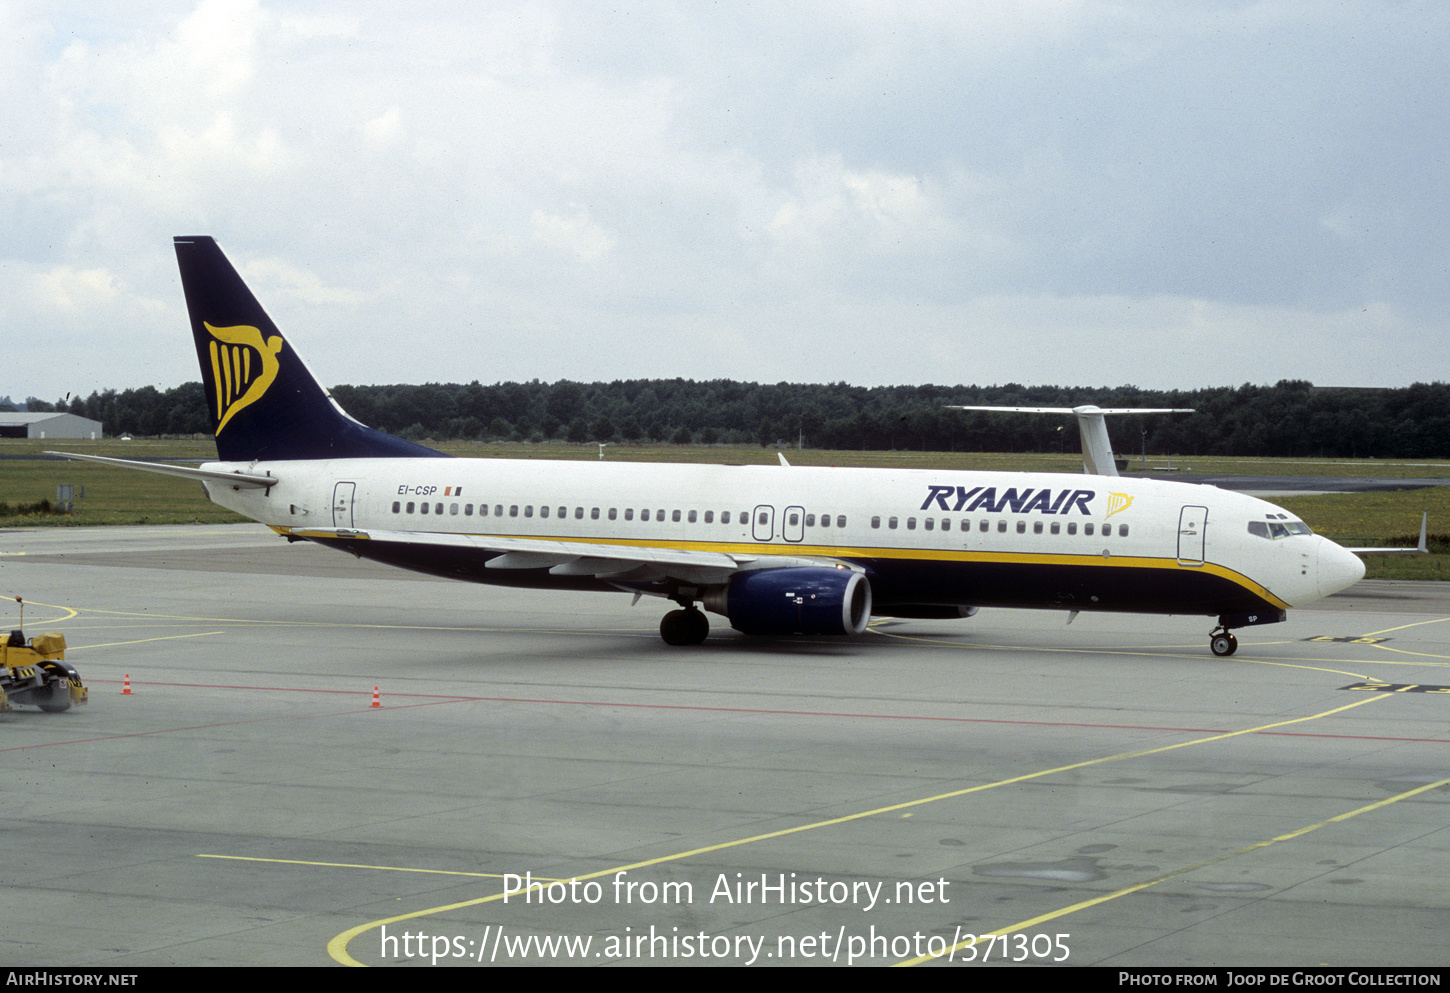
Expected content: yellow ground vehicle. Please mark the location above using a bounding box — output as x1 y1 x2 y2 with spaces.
2 629 88 713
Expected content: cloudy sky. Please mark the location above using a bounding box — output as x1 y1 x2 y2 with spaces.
3 0 1446 403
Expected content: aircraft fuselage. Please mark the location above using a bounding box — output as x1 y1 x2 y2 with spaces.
202 456 1363 623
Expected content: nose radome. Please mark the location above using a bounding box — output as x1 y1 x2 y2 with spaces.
1317 538 1366 599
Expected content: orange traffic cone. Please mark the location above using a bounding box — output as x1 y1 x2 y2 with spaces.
122 673 132 695
370 686 381 708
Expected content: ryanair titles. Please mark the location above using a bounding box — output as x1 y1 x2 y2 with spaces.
922 485 1096 515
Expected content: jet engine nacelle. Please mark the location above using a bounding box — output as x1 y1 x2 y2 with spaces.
702 567 872 636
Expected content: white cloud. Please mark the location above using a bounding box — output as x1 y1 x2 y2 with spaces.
362 106 402 148
240 257 370 307
530 209 616 265
32 265 122 312
766 158 959 253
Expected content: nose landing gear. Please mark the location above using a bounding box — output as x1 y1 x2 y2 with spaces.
1209 629 1238 656
1208 610 1286 656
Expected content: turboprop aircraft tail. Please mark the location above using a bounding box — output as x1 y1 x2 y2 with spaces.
948 405 1194 476
174 236 443 462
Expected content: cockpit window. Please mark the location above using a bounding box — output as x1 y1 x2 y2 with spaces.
1248 518 1313 540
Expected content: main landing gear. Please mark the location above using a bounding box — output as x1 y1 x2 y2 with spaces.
660 606 710 646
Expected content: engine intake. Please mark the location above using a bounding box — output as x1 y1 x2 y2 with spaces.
703 567 872 636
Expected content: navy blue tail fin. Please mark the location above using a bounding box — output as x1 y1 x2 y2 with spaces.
174 236 445 462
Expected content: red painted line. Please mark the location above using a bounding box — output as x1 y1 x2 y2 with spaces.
0 698 457 753
23 679 1450 747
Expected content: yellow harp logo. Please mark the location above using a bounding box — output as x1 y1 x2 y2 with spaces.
205 322 284 434
1105 492 1134 519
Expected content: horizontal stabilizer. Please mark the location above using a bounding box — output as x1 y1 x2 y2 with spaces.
46 452 277 489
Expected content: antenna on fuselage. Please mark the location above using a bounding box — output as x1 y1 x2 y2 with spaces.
947 405 1194 477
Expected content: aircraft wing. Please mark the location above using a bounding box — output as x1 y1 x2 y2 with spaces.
279 526 851 586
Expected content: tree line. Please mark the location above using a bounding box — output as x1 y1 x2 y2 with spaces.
11 378 1450 459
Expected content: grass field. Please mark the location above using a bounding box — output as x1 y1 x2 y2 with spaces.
4 438 1445 579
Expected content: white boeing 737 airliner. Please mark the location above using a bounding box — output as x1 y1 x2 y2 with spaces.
54 237 1369 655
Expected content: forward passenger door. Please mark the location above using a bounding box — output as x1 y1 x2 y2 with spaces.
752 505 775 542
1177 505 1208 565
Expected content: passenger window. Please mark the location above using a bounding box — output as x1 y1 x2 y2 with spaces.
451 503 459 515
806 514 816 527
997 520 1007 533
1033 521 1042 534
941 519 950 531
688 510 697 523
524 506 533 518
392 501 400 513
871 516 881 529
837 516 847 528
575 507 584 519
1085 523 1094 536
465 504 474 516
979 520 988 532
888 517 898 529
1050 522 1059 535
607 508 616 520
625 509 634 521
480 504 489 517
923 518 933 531
758 512 768 525
421 503 430 515
721 512 731 524
495 505 504 517
673 510 682 523
540 506 549 518
1016 521 1026 534
1119 524 1129 537
906 518 916 530
436 503 443 515
1068 522 1077 535
705 511 714 523
406 502 415 514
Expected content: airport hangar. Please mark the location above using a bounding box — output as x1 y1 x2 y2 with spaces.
0 411 102 440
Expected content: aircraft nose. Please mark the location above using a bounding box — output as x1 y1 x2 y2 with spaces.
1317 538 1366 599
